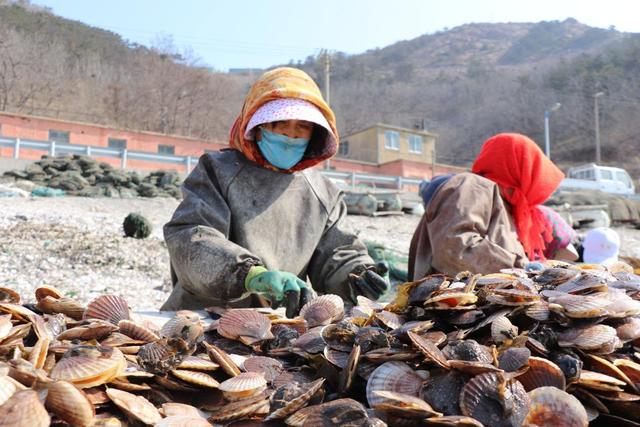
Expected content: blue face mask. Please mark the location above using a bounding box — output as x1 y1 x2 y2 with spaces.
257 128 310 170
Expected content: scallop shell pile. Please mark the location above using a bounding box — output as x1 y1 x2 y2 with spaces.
2 260 640 425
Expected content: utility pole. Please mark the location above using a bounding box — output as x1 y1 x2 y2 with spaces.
594 92 605 164
324 51 331 106
543 102 561 159
323 50 331 170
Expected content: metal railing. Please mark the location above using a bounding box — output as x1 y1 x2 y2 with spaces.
0 136 427 189
0 136 200 173
321 170 423 189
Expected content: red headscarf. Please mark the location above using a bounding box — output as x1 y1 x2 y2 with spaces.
471 133 565 260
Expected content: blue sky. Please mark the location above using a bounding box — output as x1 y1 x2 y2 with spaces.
33 0 640 71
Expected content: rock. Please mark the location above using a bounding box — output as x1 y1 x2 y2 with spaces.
123 213 152 239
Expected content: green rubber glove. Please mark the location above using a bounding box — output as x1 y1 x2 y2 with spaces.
245 267 309 317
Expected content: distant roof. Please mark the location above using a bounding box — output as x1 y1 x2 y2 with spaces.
343 123 438 138
0 111 225 144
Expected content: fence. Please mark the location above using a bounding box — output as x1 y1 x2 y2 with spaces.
0 136 427 190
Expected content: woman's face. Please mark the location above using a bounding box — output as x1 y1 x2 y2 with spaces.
257 119 314 141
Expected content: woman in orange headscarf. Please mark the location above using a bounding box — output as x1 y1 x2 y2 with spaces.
409 133 565 280
162 68 387 316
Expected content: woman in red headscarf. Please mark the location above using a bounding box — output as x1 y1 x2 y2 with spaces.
409 133 565 279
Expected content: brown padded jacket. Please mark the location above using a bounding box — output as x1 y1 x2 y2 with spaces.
409 172 528 280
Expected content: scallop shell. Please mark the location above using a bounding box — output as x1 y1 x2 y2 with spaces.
534 268 580 286
300 294 344 327
548 293 611 318
170 369 220 388
293 327 326 354
558 324 619 352
615 316 640 342
489 287 540 302
460 372 530 427
408 331 449 368
160 316 203 343
524 301 551 322
50 345 126 388
160 402 205 418
0 287 21 304
0 302 38 323
45 380 95 427
517 356 566 391
100 332 146 347
374 311 405 330
0 323 32 347
0 315 12 340
265 378 325 420
0 375 26 406
324 347 350 369
585 354 638 393
218 371 268 401
137 339 186 375
578 369 627 392
408 274 448 304
614 359 640 384
202 342 241 377
497 347 531 372
372 390 442 419
447 360 502 375
207 391 270 423
0 389 50 427
366 361 424 408
27 337 50 370
57 320 119 341
272 369 317 389
36 296 85 320
155 415 212 427
242 356 283 382
424 291 477 309
108 378 152 392
118 319 160 343
34 285 64 302
106 387 162 425
421 415 484 426
490 315 518 344
217 309 274 345
297 398 369 427
83 295 131 325
442 339 493 363
423 330 448 346
176 355 219 371
524 386 588 427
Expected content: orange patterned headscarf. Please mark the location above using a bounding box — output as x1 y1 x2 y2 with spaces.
471 133 565 260
229 67 339 172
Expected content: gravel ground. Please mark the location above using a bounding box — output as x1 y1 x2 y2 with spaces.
1 196 639 310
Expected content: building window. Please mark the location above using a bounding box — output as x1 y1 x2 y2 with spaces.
338 140 349 156
384 130 399 150
49 130 69 144
108 138 127 150
158 144 175 155
409 134 423 153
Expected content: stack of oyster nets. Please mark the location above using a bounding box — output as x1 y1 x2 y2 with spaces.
2 154 181 198
1 259 640 426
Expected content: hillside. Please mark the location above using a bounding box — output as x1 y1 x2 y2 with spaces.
1 2 639 180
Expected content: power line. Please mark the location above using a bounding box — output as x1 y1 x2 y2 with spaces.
100 25 327 56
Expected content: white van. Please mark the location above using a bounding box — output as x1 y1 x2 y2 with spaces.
559 163 635 195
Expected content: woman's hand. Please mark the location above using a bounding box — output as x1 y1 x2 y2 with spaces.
245 267 309 317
